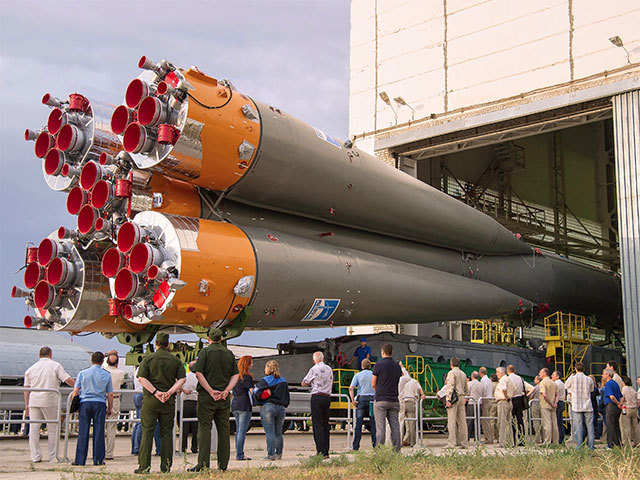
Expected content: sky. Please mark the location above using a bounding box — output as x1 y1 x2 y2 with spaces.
0 1 350 352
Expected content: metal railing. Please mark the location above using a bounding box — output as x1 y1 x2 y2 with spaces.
417 395 479 446
0 387 63 461
177 392 353 453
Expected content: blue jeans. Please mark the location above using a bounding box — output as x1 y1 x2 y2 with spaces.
556 401 565 443
570 410 594 449
233 410 252 459
75 401 106 465
260 403 285 458
353 395 376 450
131 393 161 455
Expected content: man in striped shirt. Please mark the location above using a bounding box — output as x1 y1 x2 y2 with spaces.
565 362 594 449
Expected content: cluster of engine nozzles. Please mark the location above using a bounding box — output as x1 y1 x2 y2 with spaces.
101 221 168 320
14 56 192 328
11 230 79 328
65 155 132 235
28 93 95 179
111 57 183 153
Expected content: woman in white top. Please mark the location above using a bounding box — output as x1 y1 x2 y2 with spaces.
619 376 640 447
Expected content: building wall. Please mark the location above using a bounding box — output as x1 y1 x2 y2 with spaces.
349 0 640 147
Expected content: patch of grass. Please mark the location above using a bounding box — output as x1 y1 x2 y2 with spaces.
74 446 640 480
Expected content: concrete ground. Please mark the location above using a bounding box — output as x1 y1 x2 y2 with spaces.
0 430 510 479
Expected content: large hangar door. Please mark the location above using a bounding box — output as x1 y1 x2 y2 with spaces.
612 90 640 383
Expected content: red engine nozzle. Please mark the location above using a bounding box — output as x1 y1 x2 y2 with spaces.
35 132 55 158
77 205 99 235
114 269 143 300
66 186 88 215
117 221 143 253
102 247 127 278
125 79 150 109
123 123 155 154
44 149 66 176
111 105 135 135
24 262 44 289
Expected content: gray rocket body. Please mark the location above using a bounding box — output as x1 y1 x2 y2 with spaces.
226 101 530 256
203 196 621 326
239 226 530 330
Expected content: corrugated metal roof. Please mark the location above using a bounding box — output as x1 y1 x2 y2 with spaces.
0 327 91 379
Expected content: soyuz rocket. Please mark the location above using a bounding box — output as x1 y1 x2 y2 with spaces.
12 56 621 342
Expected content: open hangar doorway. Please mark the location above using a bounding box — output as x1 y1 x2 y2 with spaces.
382 97 635 367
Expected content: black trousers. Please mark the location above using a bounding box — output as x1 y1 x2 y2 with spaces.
511 396 526 444
605 403 621 447
181 400 198 453
311 394 331 456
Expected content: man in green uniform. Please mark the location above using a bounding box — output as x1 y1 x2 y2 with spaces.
188 328 239 472
135 332 186 474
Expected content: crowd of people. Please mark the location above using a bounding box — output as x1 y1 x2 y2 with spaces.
442 359 640 450
21 334 640 474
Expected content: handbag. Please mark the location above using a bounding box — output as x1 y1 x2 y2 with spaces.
449 388 459 406
521 379 530 410
70 395 80 413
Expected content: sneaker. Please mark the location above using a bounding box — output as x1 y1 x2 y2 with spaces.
275 454 282 460
187 465 204 472
236 457 252 461
263 456 277 461
134 467 150 474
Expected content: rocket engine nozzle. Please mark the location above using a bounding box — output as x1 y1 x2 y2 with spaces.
125 79 151 109
42 93 63 108
24 129 38 142
66 186 88 215
34 281 57 310
44 149 66 176
123 123 155 154
129 242 163 274
110 105 135 135
47 108 66 135
114 269 143 300
77 204 100 235
38 238 62 266
57 124 85 153
35 132 55 158
24 262 44 289
12 285 31 298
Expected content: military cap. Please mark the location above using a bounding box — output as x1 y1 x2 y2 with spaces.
156 332 170 345
208 327 224 340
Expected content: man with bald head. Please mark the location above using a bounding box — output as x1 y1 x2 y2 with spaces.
302 351 333 458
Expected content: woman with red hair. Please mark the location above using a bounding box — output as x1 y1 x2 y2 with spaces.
231 356 254 460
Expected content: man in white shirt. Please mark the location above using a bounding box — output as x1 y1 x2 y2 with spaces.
478 367 494 443
467 372 483 441
398 366 425 447
507 365 527 446
551 370 566 443
24 346 75 463
494 367 515 447
302 351 333 458
181 362 199 453
564 362 594 449
104 350 125 460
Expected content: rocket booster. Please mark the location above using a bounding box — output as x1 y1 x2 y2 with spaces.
110 61 529 256
104 211 530 329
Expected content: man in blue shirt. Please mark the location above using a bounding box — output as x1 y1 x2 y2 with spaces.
72 351 113 466
353 338 371 369
602 368 622 447
349 358 376 450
